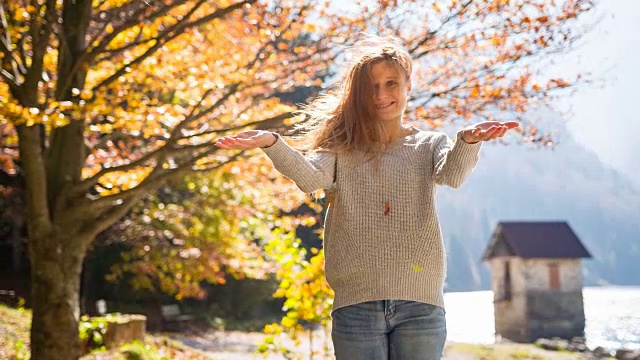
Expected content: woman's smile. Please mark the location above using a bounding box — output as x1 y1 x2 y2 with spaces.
375 101 395 110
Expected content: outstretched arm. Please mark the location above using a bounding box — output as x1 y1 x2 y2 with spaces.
215 130 335 193
433 121 519 188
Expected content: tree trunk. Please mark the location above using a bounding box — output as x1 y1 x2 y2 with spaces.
29 231 88 360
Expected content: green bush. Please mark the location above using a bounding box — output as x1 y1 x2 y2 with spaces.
79 315 109 353
119 341 160 360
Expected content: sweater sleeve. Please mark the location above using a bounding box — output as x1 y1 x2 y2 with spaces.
260 134 336 193
432 131 482 188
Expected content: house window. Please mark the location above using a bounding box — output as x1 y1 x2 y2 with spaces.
503 261 512 300
548 263 560 290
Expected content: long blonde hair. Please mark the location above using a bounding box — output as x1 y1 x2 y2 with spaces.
295 36 412 154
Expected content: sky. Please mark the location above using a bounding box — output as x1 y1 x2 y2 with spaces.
553 0 640 186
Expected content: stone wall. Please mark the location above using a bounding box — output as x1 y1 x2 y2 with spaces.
494 295 530 342
526 290 586 341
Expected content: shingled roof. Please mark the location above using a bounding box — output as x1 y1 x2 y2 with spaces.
482 221 591 260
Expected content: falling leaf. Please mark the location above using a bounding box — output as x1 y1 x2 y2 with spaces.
325 187 337 207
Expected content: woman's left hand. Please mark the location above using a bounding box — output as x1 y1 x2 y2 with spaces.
459 121 519 144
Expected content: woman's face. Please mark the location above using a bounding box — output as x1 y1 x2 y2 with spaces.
370 61 411 123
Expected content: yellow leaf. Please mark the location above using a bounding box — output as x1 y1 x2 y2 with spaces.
281 316 296 328
14 11 29 22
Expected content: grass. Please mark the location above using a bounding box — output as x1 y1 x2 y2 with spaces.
0 302 31 359
82 336 213 360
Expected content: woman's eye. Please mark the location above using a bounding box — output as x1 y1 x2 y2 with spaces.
387 81 396 87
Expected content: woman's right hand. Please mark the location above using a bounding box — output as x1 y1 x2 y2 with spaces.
215 130 278 150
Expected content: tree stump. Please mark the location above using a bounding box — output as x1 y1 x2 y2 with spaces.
103 314 147 349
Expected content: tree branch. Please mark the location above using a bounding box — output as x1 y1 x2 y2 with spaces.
180 112 295 141
75 141 167 195
95 34 154 63
77 106 259 196
91 0 256 92
0 3 24 85
83 195 140 239
172 84 240 140
24 0 57 93
82 146 238 212
408 0 474 54
0 68 18 90
80 148 243 239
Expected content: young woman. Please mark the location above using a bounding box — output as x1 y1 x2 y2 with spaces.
215 36 518 360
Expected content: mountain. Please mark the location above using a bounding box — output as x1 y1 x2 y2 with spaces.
437 116 640 292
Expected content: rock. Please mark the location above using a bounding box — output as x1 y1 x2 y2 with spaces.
568 337 588 352
568 343 589 352
593 346 614 358
535 338 568 351
616 349 640 360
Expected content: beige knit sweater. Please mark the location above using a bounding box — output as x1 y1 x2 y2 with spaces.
261 126 482 313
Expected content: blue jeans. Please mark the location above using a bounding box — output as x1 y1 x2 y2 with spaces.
331 300 447 360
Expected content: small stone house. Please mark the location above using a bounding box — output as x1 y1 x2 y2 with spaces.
482 221 591 342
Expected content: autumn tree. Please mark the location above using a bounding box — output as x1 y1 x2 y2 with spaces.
0 0 344 358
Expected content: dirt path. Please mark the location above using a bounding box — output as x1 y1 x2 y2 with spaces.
170 329 332 359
